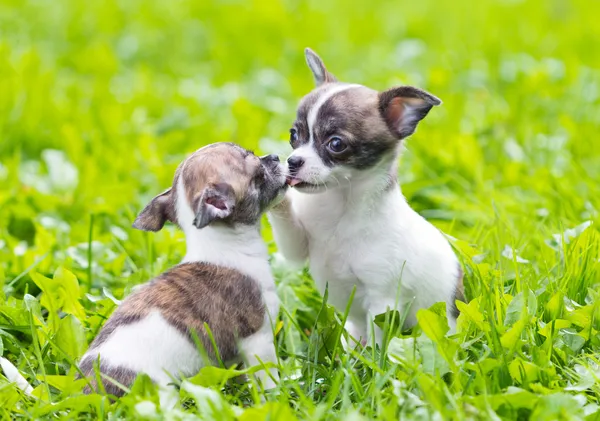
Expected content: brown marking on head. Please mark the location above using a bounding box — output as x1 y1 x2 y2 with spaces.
287 49 442 182
85 262 266 363
181 143 259 206
133 143 287 231
308 86 401 169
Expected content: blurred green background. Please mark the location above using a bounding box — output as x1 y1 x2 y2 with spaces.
1 0 600 419
1 0 599 269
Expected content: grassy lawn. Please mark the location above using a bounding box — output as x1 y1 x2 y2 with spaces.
1 0 600 419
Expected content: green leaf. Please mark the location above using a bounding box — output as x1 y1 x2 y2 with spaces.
567 304 593 331
180 381 236 420
509 359 540 384
240 402 298 421
456 298 489 332
54 315 86 359
33 395 105 416
39 374 86 394
504 290 536 326
418 337 451 376
53 267 86 320
30 268 85 331
388 336 450 376
416 308 457 369
500 317 527 350
416 308 449 342
187 366 248 387
563 333 586 353
546 292 565 319
23 294 43 323
538 319 571 338
531 393 585 420
31 384 50 400
417 373 446 413
472 387 539 410
374 310 403 332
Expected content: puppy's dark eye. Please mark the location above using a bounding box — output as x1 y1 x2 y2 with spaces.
327 137 347 154
289 128 298 145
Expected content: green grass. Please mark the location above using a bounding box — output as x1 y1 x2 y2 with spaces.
1 0 600 419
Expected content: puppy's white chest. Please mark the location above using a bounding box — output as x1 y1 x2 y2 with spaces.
297 193 404 307
308 221 391 281
292 187 458 323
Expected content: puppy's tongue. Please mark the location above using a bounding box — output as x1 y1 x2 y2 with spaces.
286 176 302 187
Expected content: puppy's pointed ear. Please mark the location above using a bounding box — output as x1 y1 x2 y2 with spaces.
192 183 236 229
305 48 337 86
133 188 175 232
379 87 442 139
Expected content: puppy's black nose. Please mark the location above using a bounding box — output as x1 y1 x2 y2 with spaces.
287 156 304 173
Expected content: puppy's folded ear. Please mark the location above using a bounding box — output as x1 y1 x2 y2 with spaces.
379 87 442 139
193 183 236 229
132 188 175 232
305 48 337 86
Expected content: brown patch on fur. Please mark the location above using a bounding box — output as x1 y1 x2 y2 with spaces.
87 262 265 362
80 355 137 397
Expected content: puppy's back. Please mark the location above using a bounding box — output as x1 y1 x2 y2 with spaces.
80 262 266 396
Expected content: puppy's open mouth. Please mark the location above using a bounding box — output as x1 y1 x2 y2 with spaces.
286 176 321 189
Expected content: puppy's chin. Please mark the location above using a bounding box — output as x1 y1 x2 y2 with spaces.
289 181 329 194
264 184 289 209
288 170 349 194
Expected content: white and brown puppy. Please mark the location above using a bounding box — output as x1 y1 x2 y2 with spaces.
79 143 286 397
268 49 464 345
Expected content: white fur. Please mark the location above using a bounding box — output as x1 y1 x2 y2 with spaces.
287 84 361 191
83 311 201 386
270 138 459 345
239 321 278 389
82 164 281 399
176 173 280 387
287 144 331 191
307 84 360 142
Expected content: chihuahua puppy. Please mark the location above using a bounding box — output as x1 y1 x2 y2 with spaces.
79 143 286 398
268 49 464 345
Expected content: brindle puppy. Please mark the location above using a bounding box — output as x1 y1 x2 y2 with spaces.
79 143 287 400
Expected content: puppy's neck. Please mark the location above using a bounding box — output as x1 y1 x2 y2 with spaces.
182 223 271 283
175 177 271 284
183 223 266 260
332 150 401 206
